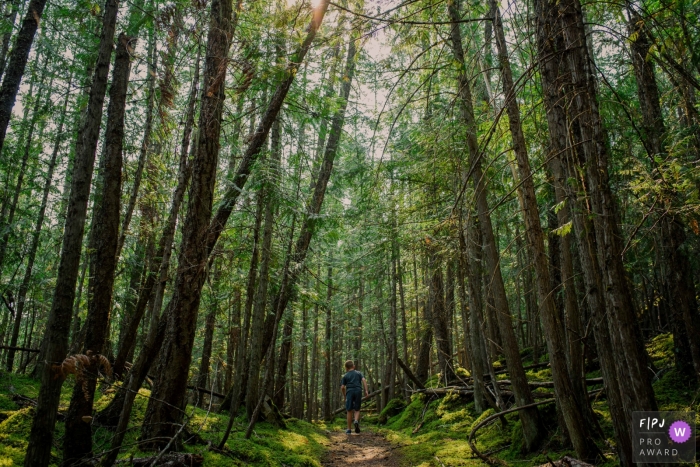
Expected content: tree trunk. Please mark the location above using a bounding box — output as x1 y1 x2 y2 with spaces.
427 241 454 383
628 7 700 383
490 2 599 460
195 308 217 408
23 1 119 464
63 33 132 466
0 0 48 158
322 264 333 420
558 0 658 416
273 309 294 410
111 44 200 379
5 67 73 372
0 0 19 80
0 48 47 276
244 110 279 419
140 0 234 448
446 1 542 451
534 0 634 462
115 32 156 260
459 224 488 413
225 288 241 393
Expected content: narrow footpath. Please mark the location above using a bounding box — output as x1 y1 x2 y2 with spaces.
323 430 401 467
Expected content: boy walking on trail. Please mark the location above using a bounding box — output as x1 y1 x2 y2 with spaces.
341 360 369 435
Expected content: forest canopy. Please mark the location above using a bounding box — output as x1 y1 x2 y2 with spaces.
0 0 698 466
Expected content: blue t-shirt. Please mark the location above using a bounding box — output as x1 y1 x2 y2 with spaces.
340 370 364 391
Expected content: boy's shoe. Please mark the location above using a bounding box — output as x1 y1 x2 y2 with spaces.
354 420 360 433
345 429 352 434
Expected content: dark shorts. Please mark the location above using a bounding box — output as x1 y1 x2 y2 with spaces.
345 389 362 412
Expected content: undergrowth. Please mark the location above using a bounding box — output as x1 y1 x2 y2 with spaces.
0 372 327 466
1 333 697 466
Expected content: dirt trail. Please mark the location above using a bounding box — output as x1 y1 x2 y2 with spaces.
323 430 401 467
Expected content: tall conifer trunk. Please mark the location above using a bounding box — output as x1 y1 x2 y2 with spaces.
24 1 119 465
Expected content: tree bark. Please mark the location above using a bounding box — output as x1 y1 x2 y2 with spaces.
6 67 73 372
0 0 48 159
0 0 19 80
23 0 119 464
115 31 156 260
534 0 635 462
459 223 488 413
62 33 132 466
195 308 217 408
141 0 234 448
558 0 658 416
427 241 454 383
110 47 199 380
490 1 599 460
446 1 542 450
628 7 700 383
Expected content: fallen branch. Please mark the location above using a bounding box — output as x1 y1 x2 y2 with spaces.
468 390 604 466
331 385 390 416
187 385 226 400
0 345 39 353
397 357 425 390
497 377 604 389
490 361 550 376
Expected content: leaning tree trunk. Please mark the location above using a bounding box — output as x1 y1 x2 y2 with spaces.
0 0 48 159
446 1 542 451
0 0 19 80
490 1 599 460
0 49 48 278
62 33 132 466
140 0 235 448
23 0 119 465
5 67 73 373
111 45 199 380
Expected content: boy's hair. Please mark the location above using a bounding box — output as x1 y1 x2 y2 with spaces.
344 360 355 370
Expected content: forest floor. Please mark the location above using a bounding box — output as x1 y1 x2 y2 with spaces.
0 333 698 466
323 430 401 467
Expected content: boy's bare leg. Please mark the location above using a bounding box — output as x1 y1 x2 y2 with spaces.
347 411 353 430
354 410 360 422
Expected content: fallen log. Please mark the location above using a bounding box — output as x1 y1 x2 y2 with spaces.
491 361 550 376
187 385 226 400
410 387 476 396
497 377 604 389
0 345 39 353
331 385 390 416
468 390 605 466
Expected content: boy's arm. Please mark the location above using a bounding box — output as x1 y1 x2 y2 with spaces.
341 384 346 397
362 378 369 397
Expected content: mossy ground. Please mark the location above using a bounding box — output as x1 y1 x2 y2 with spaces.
340 334 699 466
0 373 328 466
1 334 698 466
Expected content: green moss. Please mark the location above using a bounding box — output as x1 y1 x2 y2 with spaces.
378 398 406 424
